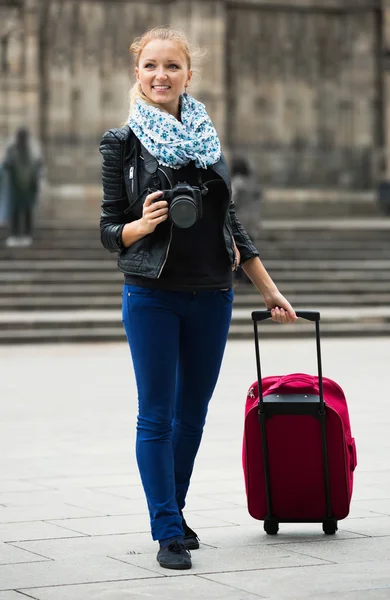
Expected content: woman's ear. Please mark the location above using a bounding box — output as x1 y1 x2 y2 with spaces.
135 67 140 82
186 69 193 89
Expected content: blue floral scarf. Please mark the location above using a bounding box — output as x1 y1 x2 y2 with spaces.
128 93 221 170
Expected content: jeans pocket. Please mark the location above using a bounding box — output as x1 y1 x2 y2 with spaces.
220 288 234 303
126 285 157 297
122 285 157 325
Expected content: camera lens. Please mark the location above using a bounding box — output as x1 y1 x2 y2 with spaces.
170 195 198 228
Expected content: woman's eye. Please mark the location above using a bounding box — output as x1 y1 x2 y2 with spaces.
144 63 155 68
169 64 179 69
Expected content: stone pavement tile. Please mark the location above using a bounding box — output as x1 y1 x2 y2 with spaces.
62 492 144 516
352 473 390 501
178 494 242 512
120 544 330 577
0 504 105 523
23 473 141 490
195 524 365 549
0 481 53 493
275 536 390 564
347 504 388 519
47 514 150 536
18 575 265 600
288 590 390 600
0 456 135 482
353 499 390 516
186 507 265 527
95 485 148 500
90 487 236 512
201 560 390 598
340 516 390 537
188 479 246 495
0 490 138 515
13 531 156 559
0 491 66 508
204 492 248 508
97 482 248 506
48 511 234 537
0 556 162 591
188 467 243 483
0 522 86 543
0 593 33 600
0 542 50 565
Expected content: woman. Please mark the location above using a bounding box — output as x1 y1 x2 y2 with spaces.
100 27 296 571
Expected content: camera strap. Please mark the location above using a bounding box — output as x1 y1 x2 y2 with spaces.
197 169 209 196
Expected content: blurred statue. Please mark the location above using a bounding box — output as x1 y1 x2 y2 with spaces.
2 127 42 247
230 156 262 241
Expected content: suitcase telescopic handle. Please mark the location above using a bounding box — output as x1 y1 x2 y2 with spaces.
252 309 325 414
252 310 320 322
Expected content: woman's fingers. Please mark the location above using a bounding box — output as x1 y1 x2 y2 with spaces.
144 190 164 207
145 201 168 216
143 193 168 219
141 191 169 232
270 307 294 324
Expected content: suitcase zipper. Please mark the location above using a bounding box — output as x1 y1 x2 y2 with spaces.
248 387 256 399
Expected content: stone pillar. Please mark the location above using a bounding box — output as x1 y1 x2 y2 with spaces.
23 0 40 139
381 2 390 180
169 0 227 146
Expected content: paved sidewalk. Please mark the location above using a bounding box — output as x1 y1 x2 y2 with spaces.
0 337 389 599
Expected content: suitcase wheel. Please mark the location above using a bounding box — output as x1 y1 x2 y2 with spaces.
322 518 338 535
264 518 279 535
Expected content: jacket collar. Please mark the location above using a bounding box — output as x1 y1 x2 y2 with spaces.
209 154 231 195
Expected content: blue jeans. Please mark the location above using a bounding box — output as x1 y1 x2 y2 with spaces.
122 285 233 541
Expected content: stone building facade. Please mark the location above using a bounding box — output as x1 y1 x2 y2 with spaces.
0 0 388 220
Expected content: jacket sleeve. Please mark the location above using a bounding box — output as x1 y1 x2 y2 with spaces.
228 198 259 263
99 130 128 253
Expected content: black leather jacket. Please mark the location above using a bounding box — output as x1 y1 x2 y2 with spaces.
99 126 259 278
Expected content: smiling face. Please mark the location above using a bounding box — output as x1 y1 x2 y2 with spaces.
135 39 192 118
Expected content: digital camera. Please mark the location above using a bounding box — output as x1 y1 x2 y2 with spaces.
161 182 203 229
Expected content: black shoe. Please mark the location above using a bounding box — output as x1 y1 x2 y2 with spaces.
157 540 192 570
181 512 200 550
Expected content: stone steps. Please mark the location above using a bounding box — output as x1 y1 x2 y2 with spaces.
0 270 388 283
1 280 390 294
2 249 390 260
1 219 390 342
1 258 390 270
0 292 389 312
1 306 390 344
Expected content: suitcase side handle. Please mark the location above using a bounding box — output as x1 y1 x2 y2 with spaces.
252 310 320 322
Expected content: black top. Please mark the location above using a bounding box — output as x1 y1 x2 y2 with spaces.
125 162 233 290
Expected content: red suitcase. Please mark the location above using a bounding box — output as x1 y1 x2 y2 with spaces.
243 310 357 535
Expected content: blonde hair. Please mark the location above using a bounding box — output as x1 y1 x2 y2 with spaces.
127 27 202 119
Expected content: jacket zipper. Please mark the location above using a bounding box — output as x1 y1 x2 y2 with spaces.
155 164 173 277
129 166 134 193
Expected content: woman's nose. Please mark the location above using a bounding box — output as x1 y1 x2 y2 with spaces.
155 68 168 80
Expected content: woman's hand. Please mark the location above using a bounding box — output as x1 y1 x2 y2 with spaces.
263 290 297 324
140 191 169 234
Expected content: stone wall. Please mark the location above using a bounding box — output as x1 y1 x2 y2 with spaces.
0 0 385 221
